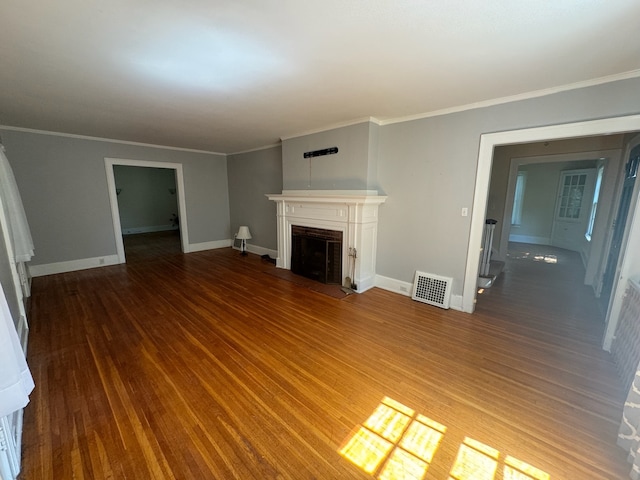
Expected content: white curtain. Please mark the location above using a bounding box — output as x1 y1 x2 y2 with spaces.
0 144 34 262
0 144 35 417
0 280 34 418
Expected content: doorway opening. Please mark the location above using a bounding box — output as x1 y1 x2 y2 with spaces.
105 158 189 263
463 114 640 350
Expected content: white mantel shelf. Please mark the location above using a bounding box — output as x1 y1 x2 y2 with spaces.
266 190 387 293
267 190 387 204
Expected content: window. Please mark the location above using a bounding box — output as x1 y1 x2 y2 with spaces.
511 172 526 226
557 171 589 220
585 165 604 241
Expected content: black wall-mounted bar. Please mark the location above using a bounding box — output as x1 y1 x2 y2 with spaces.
303 147 338 158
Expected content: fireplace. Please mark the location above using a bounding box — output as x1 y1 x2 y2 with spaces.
291 226 342 284
266 190 387 293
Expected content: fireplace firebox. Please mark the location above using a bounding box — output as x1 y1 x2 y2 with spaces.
291 226 342 284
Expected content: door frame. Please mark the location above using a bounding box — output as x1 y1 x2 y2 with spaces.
463 114 640 349
105 158 190 263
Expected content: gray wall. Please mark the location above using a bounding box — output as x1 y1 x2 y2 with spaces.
227 145 282 251
4 76 640 299
376 77 640 296
1 130 229 266
113 165 178 233
282 121 377 190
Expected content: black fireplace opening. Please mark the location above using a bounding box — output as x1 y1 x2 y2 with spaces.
291 226 342 284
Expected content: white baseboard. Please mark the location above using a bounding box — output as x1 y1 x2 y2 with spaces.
122 225 178 235
355 274 376 293
449 294 463 311
375 274 412 297
508 234 551 245
374 274 464 311
188 239 232 253
241 244 278 258
29 254 121 277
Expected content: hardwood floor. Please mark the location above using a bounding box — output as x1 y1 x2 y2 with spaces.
21 239 629 479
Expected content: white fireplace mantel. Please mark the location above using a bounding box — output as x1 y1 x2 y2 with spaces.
266 190 387 293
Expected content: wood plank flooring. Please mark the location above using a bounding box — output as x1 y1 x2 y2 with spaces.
20 237 629 479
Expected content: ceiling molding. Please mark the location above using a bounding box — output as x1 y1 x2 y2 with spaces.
280 117 381 142
0 125 225 156
379 69 640 126
228 142 282 156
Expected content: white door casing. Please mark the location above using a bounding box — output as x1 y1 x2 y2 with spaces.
105 158 190 263
464 114 640 351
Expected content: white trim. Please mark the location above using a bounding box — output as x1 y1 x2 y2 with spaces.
508 235 551 245
0 125 224 156
375 274 412 297
449 295 463 311
280 117 381 141
104 158 190 263
228 143 281 156
16 315 28 353
28 254 120 277
380 69 640 126
374 275 464 311
188 239 232 253
122 225 178 235
232 244 278 258
603 135 640 351
463 114 640 347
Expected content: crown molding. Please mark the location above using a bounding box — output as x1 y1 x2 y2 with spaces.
379 69 640 126
280 117 381 142
0 125 225 156
228 142 282 156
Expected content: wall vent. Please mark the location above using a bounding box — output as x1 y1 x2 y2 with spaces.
411 271 452 309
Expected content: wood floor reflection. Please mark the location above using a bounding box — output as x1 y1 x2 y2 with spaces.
21 241 628 479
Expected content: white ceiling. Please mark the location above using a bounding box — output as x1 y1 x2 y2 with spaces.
1 0 639 154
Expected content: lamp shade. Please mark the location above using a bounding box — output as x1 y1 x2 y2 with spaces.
236 226 252 240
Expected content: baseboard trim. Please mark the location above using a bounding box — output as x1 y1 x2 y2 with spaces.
375 274 412 297
189 239 233 253
449 294 463 311
122 225 178 235
508 234 551 245
374 274 464 311
240 244 278 258
29 254 121 277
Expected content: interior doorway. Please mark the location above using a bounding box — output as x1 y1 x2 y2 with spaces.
600 145 640 301
463 114 640 350
104 158 190 263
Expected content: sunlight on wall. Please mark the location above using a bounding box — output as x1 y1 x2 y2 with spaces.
340 397 550 480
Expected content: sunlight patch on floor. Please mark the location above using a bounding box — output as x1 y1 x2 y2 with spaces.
509 251 558 264
340 397 550 480
340 397 445 479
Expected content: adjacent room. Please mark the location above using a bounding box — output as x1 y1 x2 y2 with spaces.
1 2 640 479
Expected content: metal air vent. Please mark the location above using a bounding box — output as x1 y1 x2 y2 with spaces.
412 271 452 309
